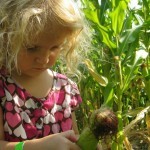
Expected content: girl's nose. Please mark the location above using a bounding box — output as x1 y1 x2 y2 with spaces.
35 51 50 64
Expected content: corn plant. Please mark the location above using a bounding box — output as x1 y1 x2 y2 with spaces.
76 0 150 149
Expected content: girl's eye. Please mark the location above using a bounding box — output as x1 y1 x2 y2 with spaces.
50 46 60 51
26 46 38 52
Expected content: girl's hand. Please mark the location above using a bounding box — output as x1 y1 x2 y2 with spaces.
54 130 81 150
24 130 81 150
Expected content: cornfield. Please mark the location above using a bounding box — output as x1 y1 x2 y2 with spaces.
75 0 150 149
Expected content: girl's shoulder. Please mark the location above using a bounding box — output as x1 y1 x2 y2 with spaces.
52 71 78 89
53 71 68 80
52 71 82 109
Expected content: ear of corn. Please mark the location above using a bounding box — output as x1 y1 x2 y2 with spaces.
77 107 118 150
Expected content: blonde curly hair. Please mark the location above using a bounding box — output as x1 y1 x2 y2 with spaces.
0 0 91 74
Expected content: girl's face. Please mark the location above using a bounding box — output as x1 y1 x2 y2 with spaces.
17 27 70 77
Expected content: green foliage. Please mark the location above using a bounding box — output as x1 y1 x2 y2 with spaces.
76 0 150 149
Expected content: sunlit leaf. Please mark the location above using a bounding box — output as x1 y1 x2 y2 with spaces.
97 25 116 49
110 1 128 34
119 25 142 54
84 59 108 86
134 49 148 62
124 106 150 135
83 8 116 49
103 83 114 107
123 49 148 92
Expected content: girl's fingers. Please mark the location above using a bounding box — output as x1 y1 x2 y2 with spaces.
66 141 81 150
61 130 81 150
62 130 78 142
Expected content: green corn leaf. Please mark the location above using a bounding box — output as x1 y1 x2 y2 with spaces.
77 128 98 150
99 0 109 25
104 83 114 107
119 25 142 54
83 8 99 25
83 8 116 49
110 0 129 35
97 25 116 49
82 0 116 49
123 50 148 92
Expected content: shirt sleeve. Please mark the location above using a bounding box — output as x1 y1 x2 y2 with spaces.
69 79 82 111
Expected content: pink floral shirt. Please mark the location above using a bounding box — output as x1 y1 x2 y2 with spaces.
0 69 82 142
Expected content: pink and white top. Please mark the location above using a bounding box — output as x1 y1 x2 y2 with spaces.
0 69 82 142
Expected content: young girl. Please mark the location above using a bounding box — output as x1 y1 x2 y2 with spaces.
0 0 89 149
